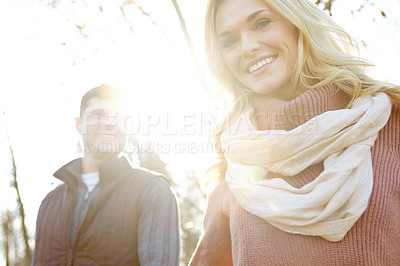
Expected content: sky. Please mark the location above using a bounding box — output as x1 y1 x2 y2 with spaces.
0 0 400 260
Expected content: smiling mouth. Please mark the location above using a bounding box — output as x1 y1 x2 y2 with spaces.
96 134 116 139
248 56 276 73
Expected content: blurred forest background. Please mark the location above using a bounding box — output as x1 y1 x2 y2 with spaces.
0 0 400 265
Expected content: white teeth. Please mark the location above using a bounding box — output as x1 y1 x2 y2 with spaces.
248 57 275 73
97 134 115 139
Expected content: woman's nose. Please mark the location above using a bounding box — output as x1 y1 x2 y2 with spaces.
240 33 261 57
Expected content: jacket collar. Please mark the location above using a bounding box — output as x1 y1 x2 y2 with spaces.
54 156 132 187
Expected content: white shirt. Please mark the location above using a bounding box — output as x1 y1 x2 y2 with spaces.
81 172 100 193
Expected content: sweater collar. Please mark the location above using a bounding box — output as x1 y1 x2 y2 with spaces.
250 84 351 130
54 156 132 186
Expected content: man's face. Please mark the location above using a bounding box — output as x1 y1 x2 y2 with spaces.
76 97 127 160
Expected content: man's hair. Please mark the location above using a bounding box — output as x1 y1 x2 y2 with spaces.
79 84 125 116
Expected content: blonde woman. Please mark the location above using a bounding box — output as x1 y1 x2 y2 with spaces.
190 0 400 265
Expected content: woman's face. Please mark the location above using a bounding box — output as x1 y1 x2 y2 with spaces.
215 0 299 100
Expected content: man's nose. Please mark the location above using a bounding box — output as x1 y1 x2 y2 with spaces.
102 114 118 126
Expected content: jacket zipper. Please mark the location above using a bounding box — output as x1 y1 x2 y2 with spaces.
66 250 73 266
66 187 79 266
67 184 94 265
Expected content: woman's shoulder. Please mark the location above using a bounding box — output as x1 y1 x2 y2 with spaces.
392 101 400 113
388 102 400 126
379 102 400 159
205 178 239 217
377 101 399 136
207 178 230 201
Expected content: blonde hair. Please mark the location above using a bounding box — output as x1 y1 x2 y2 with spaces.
204 0 400 185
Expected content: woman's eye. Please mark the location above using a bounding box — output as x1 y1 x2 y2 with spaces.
256 19 271 30
222 37 238 49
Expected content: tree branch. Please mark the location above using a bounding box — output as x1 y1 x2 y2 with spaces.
125 0 174 44
170 0 210 96
315 0 335 16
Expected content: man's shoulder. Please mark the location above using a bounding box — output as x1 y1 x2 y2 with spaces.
38 183 71 212
130 167 162 178
119 168 176 205
127 167 172 186
42 183 68 200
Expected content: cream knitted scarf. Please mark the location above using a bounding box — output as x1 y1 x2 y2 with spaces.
221 92 392 241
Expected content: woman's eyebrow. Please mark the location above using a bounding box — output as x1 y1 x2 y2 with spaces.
247 9 268 22
217 9 269 40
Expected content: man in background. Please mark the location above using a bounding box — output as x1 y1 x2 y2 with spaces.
33 84 180 265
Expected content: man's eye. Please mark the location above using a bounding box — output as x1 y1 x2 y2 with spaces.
88 115 99 120
256 19 271 30
88 113 105 121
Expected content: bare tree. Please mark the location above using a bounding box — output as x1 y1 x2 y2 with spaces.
10 158 32 265
315 0 391 19
176 171 206 265
1 104 32 266
1 210 13 266
170 0 210 96
315 0 335 15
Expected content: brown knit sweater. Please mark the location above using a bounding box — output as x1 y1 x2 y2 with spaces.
190 85 400 265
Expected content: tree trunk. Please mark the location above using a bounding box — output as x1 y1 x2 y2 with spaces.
170 0 210 96
2 104 32 265
1 211 11 266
